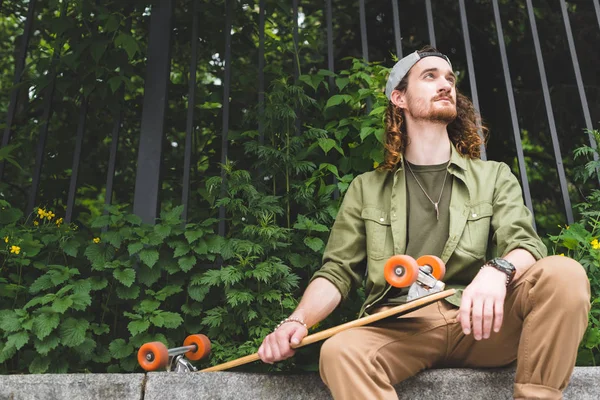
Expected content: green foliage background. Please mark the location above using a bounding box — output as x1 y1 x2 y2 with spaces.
0 0 599 372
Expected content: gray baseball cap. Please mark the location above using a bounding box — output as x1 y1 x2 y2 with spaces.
385 50 452 100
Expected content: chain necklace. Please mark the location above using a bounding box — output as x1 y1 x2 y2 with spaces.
405 160 450 221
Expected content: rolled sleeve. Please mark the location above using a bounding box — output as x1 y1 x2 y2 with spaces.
491 163 547 260
310 177 367 300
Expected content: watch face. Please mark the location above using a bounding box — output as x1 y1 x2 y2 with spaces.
494 258 515 271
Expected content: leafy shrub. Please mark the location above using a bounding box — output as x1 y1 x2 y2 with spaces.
549 129 600 366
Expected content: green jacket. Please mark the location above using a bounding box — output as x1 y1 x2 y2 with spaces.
311 145 547 316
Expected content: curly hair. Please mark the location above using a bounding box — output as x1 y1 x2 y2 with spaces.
379 47 487 171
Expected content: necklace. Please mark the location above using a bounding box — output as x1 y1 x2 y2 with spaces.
405 160 450 221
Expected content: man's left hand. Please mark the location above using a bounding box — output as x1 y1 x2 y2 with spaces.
458 266 507 340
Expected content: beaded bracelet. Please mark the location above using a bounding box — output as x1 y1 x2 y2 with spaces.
274 317 307 332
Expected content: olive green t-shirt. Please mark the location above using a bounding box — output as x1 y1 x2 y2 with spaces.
383 161 453 304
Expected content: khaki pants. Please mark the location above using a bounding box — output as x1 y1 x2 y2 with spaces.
319 256 591 400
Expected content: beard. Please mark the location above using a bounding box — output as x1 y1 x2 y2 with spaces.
405 93 457 124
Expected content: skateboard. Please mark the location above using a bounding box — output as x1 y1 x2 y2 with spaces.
137 254 455 373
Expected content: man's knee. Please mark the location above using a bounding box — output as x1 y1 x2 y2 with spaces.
531 255 590 308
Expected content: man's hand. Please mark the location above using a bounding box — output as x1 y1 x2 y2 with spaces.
258 321 308 364
458 266 507 340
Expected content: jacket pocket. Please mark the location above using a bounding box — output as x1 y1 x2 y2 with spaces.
456 202 493 259
361 207 391 261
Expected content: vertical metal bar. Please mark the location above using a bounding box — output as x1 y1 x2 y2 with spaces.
105 103 122 210
559 0 599 172
391 0 402 58
0 0 36 180
358 0 371 112
183 0 200 223
292 0 299 81
327 0 339 200
458 0 486 160
425 0 436 47
219 0 233 237
258 0 266 145
326 0 334 88
65 99 88 223
358 0 369 63
491 0 535 224
525 0 573 224
594 0 600 30
132 0 174 224
27 79 55 214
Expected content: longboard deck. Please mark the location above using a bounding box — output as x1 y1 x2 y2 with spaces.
199 288 456 372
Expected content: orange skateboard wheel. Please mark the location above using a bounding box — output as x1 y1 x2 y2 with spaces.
384 255 419 288
137 341 169 371
416 255 446 280
183 334 211 361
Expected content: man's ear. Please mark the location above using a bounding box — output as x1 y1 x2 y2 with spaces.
390 89 406 110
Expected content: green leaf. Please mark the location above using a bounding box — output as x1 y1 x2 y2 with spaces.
304 237 325 252
114 268 136 287
0 310 22 332
158 312 183 328
128 242 144 255
174 243 191 257
325 94 346 109
116 285 140 300
0 206 23 224
335 77 350 91
108 77 122 95
161 205 184 223
124 214 142 225
6 331 29 351
32 313 60 340
317 138 336 154
34 334 60 355
128 320 150 336
109 339 133 359
115 33 139 60
188 284 210 302
59 318 89 347
185 229 204 244
138 264 162 287
52 297 73 313
29 274 54 294
139 249 159 268
61 239 80 257
70 292 92 311
102 230 122 247
29 356 51 374
138 299 160 313
90 42 107 63
178 255 197 272
154 224 172 239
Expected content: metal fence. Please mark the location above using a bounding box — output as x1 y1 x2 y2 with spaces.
1 0 599 230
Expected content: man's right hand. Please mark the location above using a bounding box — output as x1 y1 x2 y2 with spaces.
257 321 308 364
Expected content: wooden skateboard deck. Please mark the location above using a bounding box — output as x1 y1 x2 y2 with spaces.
199 288 456 372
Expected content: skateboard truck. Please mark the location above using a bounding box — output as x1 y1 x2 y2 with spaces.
384 254 446 301
137 334 211 372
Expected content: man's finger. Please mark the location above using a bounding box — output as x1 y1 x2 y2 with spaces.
482 298 494 339
471 298 484 340
493 299 504 333
459 294 473 335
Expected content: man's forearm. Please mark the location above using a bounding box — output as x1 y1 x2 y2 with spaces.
502 248 537 281
289 277 342 328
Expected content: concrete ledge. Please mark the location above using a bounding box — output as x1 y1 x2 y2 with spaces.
0 373 145 400
0 368 598 399
144 367 600 400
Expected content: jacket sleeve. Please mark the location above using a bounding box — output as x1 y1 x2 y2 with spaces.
490 163 547 260
310 175 367 300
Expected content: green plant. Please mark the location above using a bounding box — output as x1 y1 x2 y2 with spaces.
549 129 600 366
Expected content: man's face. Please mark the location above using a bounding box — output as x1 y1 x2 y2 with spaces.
396 57 457 123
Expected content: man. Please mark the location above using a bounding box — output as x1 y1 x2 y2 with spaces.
257 46 590 400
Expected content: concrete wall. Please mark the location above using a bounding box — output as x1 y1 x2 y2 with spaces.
1 368 598 399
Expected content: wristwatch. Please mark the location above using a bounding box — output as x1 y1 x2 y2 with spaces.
485 258 516 286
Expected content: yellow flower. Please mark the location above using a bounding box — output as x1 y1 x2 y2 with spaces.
591 238 600 250
55 217 63 227
37 208 46 219
559 253 565 256
33 220 39 226
93 237 100 244
3 236 8 243
10 245 20 255
46 211 55 221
